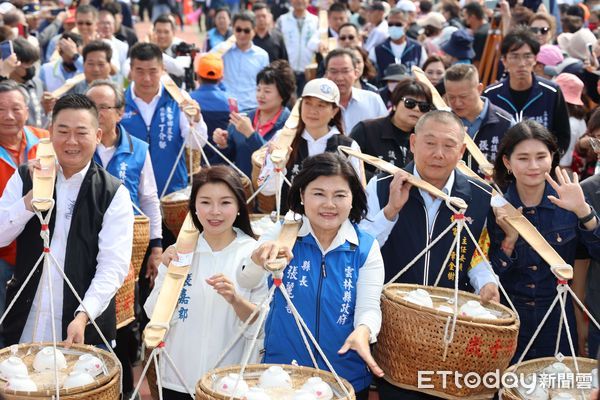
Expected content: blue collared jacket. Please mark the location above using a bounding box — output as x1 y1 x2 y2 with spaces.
121 86 185 196
93 125 148 209
264 224 376 392
374 37 423 79
482 73 571 154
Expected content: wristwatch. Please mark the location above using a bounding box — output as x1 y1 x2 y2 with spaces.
578 207 598 224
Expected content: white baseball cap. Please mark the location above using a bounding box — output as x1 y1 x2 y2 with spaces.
301 78 340 106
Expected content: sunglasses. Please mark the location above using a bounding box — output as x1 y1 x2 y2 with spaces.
388 22 404 27
339 35 356 41
77 21 94 26
530 26 550 35
401 97 433 112
235 27 252 34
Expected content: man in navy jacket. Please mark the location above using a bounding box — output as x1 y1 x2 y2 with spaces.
445 64 513 176
361 110 500 399
483 27 571 155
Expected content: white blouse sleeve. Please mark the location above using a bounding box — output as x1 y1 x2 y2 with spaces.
354 239 384 343
237 222 283 289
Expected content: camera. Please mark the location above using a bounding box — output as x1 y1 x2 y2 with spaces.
172 42 199 90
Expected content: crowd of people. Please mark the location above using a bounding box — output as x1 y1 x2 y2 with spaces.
1 0 600 399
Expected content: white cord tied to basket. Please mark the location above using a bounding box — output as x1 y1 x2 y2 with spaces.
0 200 124 399
210 265 352 400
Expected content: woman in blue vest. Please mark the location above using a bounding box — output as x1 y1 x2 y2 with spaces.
239 153 385 399
488 120 600 363
211 60 295 177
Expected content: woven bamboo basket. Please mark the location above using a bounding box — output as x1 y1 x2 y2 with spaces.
161 186 190 237
115 263 136 329
196 364 355 400
501 357 597 400
131 215 150 277
0 342 120 400
375 284 520 399
251 147 276 213
185 147 202 175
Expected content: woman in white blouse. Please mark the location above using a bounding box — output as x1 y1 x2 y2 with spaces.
239 153 384 400
144 166 266 400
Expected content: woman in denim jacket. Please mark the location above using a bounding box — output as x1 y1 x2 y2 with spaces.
488 120 600 363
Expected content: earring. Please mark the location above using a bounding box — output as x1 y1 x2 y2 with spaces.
507 169 512 175
237 212 240 216
300 201 304 205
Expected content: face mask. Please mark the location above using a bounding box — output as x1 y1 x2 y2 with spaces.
389 26 405 41
387 82 398 93
23 66 36 82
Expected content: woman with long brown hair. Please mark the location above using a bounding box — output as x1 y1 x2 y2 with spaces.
145 166 266 400
258 78 363 209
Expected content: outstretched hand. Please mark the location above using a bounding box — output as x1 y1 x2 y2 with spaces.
545 167 589 217
338 325 384 377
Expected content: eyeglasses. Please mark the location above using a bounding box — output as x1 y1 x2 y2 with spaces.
530 26 550 35
506 52 535 62
401 97 433 112
339 35 355 41
388 22 404 27
235 27 252 34
77 20 94 26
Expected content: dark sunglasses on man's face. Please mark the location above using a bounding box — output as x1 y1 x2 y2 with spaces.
530 26 550 35
401 97 433 112
388 22 404 27
77 21 94 26
339 35 356 41
235 27 252 34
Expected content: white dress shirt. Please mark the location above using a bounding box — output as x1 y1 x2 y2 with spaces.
96 143 162 241
129 82 208 149
0 164 133 343
341 88 388 133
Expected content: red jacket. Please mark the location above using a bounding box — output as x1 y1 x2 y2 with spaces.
0 126 49 265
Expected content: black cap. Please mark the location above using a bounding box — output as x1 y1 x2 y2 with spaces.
383 63 409 81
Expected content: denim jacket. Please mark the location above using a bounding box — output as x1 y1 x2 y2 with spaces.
488 182 600 300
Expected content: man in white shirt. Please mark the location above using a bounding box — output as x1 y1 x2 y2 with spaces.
363 1 388 52
276 0 318 93
0 94 133 346
97 8 128 84
324 48 387 133
216 11 269 111
122 42 207 204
